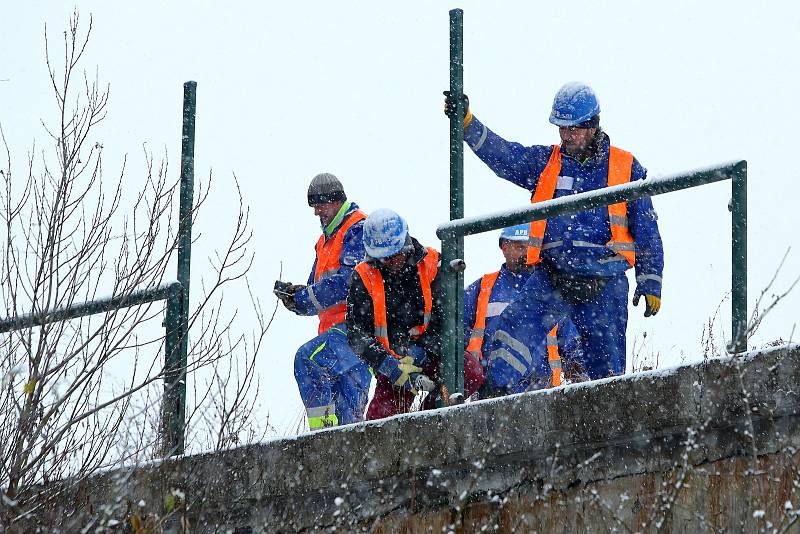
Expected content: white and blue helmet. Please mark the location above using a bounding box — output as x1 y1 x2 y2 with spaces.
363 208 409 259
499 223 529 247
549 82 601 127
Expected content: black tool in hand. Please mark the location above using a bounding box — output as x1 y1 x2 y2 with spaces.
273 280 295 299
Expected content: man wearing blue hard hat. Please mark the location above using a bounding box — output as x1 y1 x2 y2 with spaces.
465 224 586 396
346 209 442 419
347 208 485 418
445 82 663 379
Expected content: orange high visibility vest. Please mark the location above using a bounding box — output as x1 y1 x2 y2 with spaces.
353 247 439 358
466 271 563 387
526 145 636 268
546 325 562 387
313 209 367 334
465 271 500 361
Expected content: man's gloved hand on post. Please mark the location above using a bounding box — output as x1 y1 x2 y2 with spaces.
377 355 430 395
632 293 661 317
443 91 472 128
414 374 437 394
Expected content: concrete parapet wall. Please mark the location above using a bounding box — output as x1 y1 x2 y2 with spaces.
25 345 800 532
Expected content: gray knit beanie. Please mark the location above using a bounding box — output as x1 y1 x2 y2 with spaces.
307 173 347 206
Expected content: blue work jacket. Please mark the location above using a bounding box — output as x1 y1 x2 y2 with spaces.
464 264 532 358
294 202 366 317
464 118 664 298
465 264 583 393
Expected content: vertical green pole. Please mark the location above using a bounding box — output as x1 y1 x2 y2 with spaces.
441 9 465 397
176 80 196 453
731 161 747 352
163 291 181 455
164 81 196 456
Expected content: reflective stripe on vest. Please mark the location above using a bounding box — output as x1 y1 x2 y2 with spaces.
408 248 440 337
313 209 367 334
526 145 636 268
465 271 501 361
546 324 561 387
526 146 562 265
354 247 440 358
605 147 636 266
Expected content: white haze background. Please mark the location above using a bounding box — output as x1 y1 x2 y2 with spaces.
2 1 798 434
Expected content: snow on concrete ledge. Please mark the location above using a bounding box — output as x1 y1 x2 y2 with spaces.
27 344 800 532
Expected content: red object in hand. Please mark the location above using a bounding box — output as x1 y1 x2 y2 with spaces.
463 350 485 397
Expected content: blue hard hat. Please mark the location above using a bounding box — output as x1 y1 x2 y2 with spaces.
363 208 409 259
498 223 529 247
549 82 601 127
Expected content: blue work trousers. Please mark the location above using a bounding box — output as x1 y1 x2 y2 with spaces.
294 325 372 425
488 268 629 381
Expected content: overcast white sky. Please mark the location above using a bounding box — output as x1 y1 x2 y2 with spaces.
3 1 799 435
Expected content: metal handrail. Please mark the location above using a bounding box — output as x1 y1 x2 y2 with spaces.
437 161 745 238
0 282 181 334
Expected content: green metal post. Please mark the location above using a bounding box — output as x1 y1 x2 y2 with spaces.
162 291 181 455
442 9 465 397
164 81 196 456
731 162 747 352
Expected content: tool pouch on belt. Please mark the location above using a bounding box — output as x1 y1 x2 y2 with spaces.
549 269 609 305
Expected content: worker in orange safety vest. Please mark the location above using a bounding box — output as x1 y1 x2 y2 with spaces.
465 224 586 397
446 82 663 379
346 209 484 419
275 173 372 430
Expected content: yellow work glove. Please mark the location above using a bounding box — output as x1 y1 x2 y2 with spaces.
395 356 423 389
378 355 424 394
633 293 661 317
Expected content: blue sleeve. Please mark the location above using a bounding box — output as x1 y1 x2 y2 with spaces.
294 222 367 316
558 319 584 365
464 116 553 192
628 159 664 298
306 259 316 286
463 278 481 347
